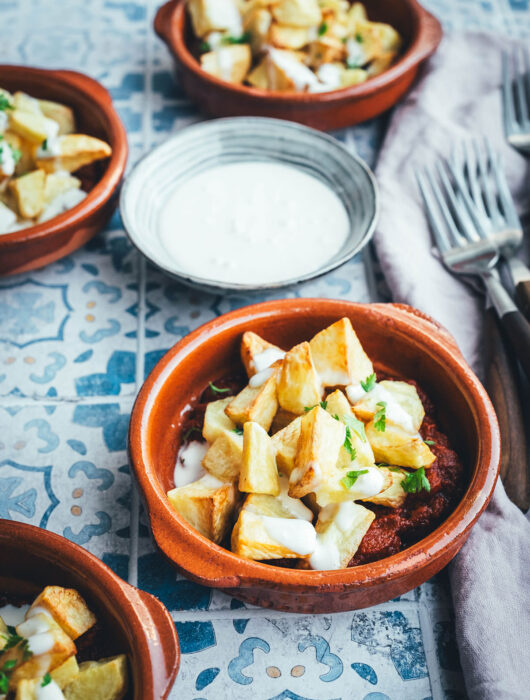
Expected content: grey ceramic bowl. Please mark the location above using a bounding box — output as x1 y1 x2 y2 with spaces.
120 117 378 293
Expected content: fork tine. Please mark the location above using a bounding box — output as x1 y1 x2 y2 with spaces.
415 168 453 253
472 138 502 224
524 47 530 127
435 159 483 243
502 50 518 135
514 48 529 125
445 154 491 240
483 138 521 228
461 140 488 218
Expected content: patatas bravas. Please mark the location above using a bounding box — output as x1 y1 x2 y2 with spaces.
168 317 462 571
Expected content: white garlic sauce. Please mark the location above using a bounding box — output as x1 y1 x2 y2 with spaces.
261 516 316 556
252 347 285 374
36 680 65 700
248 367 275 388
38 189 86 223
173 440 207 487
347 382 416 434
158 161 350 285
344 467 385 500
0 603 29 626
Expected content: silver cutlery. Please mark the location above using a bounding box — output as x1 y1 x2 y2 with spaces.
416 156 530 380
502 48 530 155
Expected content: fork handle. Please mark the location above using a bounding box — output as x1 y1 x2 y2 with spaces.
484 273 530 381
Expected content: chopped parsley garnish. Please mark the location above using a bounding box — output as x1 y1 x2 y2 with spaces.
424 439 435 446
199 40 211 52
360 372 377 392
401 467 431 494
41 672 52 687
318 21 328 36
304 400 328 412
233 426 244 435
209 382 230 394
343 414 367 442
221 32 251 45
388 466 403 473
355 32 363 42
0 652 22 693
0 672 9 693
374 401 386 432
341 469 369 489
4 632 23 650
11 147 21 164
343 426 357 461
0 94 13 111
182 426 200 441
42 138 48 150
6 625 16 635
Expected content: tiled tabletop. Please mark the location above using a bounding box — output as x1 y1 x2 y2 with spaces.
1 1 529 699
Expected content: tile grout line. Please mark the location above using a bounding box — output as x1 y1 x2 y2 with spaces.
418 600 444 700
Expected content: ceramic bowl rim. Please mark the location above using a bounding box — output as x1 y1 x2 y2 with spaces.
120 116 378 292
0 65 128 246
129 298 500 592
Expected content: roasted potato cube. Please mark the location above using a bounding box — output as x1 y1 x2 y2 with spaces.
270 23 311 49
367 21 402 52
242 7 272 54
366 420 436 468
309 317 373 387
247 57 270 89
43 173 81 205
277 341 321 414
63 654 128 700
13 91 42 115
272 0 321 27
348 2 368 25
39 99 76 135
51 655 80 689
341 67 368 86
9 169 46 218
240 421 280 495
367 50 397 77
203 430 243 482
29 586 96 640
289 406 344 498
240 330 285 377
265 48 319 91
309 501 375 569
307 36 345 68
9 110 58 144
35 134 112 174
0 87 14 109
353 380 425 432
0 616 8 651
200 44 252 84
188 0 243 37
225 370 278 430
246 475 313 520
362 467 408 508
325 389 375 467
3 130 34 176
271 414 302 476
167 474 238 543
202 396 236 442
315 465 391 508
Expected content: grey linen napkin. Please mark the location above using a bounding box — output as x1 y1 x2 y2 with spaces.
373 32 530 700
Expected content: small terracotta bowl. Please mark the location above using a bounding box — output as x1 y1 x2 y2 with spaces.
0 66 128 276
154 0 442 130
129 299 500 614
0 520 180 698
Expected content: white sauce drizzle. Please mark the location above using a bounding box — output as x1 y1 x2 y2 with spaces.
248 367 274 388
0 110 8 132
0 603 29 626
158 161 349 285
309 502 360 570
217 47 236 81
173 440 207 487
289 460 322 489
268 48 319 90
36 680 65 700
345 37 366 67
345 382 365 404
315 63 343 90
252 347 285 374
309 537 341 570
0 141 15 176
27 631 54 655
344 467 385 500
277 476 314 521
347 382 416 433
261 515 316 555
38 189 86 222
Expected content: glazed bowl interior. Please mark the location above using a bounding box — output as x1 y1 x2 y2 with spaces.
131 300 499 612
120 117 377 292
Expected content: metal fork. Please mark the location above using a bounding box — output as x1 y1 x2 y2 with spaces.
416 157 530 381
451 138 530 319
502 48 530 155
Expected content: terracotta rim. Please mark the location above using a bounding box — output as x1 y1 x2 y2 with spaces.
0 520 179 699
0 65 128 246
129 299 500 591
154 0 443 104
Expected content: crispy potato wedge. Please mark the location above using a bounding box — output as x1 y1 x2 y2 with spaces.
348 2 368 25
272 0 321 27
362 467 408 508
309 501 375 569
201 44 252 84
240 421 280 495
29 585 96 640
3 130 34 176
245 475 313 520
242 7 272 54
13 91 42 115
51 655 80 689
352 380 425 432
39 99 76 135
43 172 81 205
266 48 319 91
203 430 243 482
167 474 238 543
366 420 436 468
367 50 397 77
202 396 236 442
341 67 368 86
325 389 375 467
225 370 278 430
309 317 373 387
247 56 270 89
307 36 345 68
63 654 128 700
35 134 112 174
289 406 345 498
188 0 243 37
270 23 311 49
277 341 321 414
271 414 302 476
240 330 284 377
9 168 46 218
315 465 390 508
9 110 57 144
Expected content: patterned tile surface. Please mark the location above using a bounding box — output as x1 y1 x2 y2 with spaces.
1 1 528 699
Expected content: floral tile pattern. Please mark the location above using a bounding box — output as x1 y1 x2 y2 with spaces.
1 1 528 698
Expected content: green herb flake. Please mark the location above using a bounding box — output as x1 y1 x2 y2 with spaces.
0 672 9 694
4 632 23 650
332 413 340 421
304 405 316 412
305 400 328 412
343 414 367 442
6 625 16 635
1 659 16 671
360 372 377 392
424 439 435 446
388 466 403 473
221 32 251 45
341 469 369 489
233 426 244 436
374 401 386 432
401 466 431 494
343 426 357 461
0 94 13 111
11 147 22 164
209 382 230 394
355 32 363 42
199 40 211 52
318 21 328 36
41 672 52 687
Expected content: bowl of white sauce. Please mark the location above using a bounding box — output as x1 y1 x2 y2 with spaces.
120 117 378 292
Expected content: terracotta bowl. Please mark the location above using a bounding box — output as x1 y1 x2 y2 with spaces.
0 520 179 698
0 65 128 276
129 299 500 614
154 0 442 130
